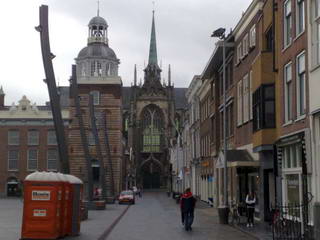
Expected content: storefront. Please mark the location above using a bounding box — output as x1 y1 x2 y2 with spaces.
276 131 311 206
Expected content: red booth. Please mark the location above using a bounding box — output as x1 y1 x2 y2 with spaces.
21 171 63 240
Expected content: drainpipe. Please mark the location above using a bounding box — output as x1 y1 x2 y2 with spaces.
272 0 278 73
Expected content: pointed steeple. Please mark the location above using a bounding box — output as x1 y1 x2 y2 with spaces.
148 11 158 66
134 64 137 86
0 86 4 95
168 64 171 86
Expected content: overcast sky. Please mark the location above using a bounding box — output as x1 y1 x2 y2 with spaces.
0 0 252 105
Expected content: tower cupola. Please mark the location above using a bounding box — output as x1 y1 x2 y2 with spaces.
88 14 109 45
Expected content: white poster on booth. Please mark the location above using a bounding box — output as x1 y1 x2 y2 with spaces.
32 190 51 201
33 209 47 217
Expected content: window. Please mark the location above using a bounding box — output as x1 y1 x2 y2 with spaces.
284 63 293 122
249 25 256 48
296 0 305 35
249 70 253 120
219 71 223 97
284 0 292 47
253 87 262 130
227 103 234 137
253 84 275 131
237 43 242 63
282 143 303 205
8 130 19 145
27 149 38 171
296 52 306 117
91 61 102 77
237 80 243 126
312 0 320 66
265 27 273 51
243 34 249 56
28 130 39 145
81 63 86 77
141 106 164 153
47 130 57 145
90 91 100 105
47 149 58 171
243 74 250 123
88 131 95 146
8 150 19 170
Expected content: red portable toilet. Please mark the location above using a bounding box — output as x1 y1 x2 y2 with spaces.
65 174 83 236
56 173 70 237
21 171 63 240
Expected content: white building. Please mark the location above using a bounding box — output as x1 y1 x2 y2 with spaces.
185 75 202 198
308 1 320 205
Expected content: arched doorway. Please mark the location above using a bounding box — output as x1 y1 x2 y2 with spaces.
6 177 20 197
140 154 163 189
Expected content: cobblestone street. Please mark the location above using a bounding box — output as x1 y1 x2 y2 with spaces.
0 192 256 240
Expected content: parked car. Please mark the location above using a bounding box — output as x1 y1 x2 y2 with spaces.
118 190 135 204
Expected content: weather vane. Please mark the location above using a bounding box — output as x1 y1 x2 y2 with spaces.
97 0 100 16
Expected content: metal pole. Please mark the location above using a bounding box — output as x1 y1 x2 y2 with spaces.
223 38 228 208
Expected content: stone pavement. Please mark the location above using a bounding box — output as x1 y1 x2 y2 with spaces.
0 198 127 240
0 193 272 240
107 191 256 240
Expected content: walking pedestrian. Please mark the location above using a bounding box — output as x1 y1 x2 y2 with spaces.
180 188 196 231
246 191 256 227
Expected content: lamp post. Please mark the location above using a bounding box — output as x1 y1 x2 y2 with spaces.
211 28 233 224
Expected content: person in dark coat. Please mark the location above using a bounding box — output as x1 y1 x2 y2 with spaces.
180 188 196 231
246 191 256 227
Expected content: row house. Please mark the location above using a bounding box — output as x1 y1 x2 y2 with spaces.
198 77 214 204
0 91 68 197
186 76 202 198
274 0 313 223
308 0 320 205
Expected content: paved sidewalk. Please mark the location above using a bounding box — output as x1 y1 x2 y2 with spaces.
0 198 128 240
196 201 273 240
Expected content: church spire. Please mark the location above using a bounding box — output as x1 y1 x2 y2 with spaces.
148 10 158 66
134 64 137 86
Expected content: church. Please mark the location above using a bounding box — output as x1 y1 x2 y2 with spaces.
0 9 187 197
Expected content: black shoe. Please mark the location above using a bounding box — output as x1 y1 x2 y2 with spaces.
189 227 192 231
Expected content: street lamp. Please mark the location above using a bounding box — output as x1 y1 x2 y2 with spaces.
211 27 233 224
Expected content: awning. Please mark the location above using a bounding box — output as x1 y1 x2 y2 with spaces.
216 150 259 169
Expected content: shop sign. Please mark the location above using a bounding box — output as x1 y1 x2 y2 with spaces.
202 161 209 167
33 209 47 217
32 190 50 201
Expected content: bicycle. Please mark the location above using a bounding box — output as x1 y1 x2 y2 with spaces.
229 201 240 225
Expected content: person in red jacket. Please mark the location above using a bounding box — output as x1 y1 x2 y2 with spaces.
180 188 196 231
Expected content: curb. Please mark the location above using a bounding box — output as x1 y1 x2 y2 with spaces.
97 204 131 240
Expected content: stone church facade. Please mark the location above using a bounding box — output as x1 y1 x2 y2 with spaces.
122 12 187 189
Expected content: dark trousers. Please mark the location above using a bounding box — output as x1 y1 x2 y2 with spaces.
184 211 194 229
181 211 185 224
247 207 254 224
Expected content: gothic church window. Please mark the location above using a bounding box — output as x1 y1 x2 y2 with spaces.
141 106 164 153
